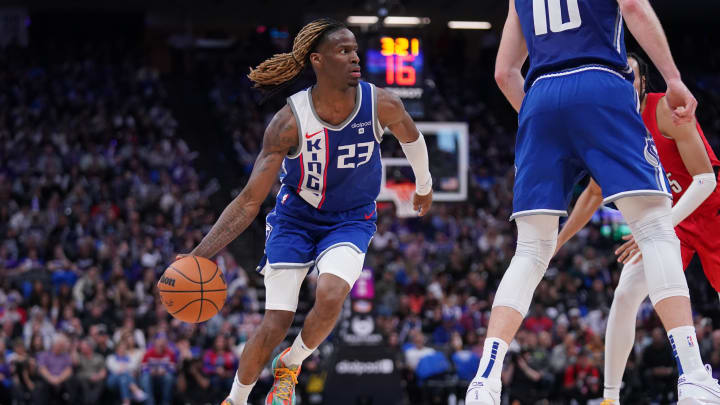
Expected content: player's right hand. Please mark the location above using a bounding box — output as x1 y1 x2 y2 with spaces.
413 190 433 217
175 254 189 261
665 79 697 126
615 234 642 265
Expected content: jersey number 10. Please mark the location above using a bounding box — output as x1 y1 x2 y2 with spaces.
533 0 582 36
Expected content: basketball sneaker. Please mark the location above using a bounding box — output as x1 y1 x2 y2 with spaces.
600 400 619 405
220 399 235 405
265 348 301 405
678 365 720 404
465 377 501 405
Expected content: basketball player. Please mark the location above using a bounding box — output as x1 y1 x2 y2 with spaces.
181 19 432 405
555 53 720 404
465 1 720 404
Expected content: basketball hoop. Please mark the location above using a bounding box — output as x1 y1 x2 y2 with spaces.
384 182 416 218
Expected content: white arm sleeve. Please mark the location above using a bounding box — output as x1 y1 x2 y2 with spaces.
672 172 717 226
400 133 432 195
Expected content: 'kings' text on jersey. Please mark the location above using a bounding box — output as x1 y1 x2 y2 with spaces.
281 81 384 212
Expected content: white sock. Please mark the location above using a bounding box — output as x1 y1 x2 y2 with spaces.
228 373 255 405
282 332 315 368
668 326 704 376
474 337 508 380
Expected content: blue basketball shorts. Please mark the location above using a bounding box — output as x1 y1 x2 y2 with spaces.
511 66 671 220
257 186 377 271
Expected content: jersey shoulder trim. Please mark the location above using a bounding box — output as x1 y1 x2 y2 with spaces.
370 83 384 143
286 95 304 159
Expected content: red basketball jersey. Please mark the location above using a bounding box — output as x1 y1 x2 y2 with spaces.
643 92 720 215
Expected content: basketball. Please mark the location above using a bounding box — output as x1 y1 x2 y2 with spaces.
157 256 227 323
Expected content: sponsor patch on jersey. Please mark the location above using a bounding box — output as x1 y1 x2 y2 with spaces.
351 121 372 129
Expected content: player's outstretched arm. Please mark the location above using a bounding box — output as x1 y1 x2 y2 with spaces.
494 0 528 113
555 179 604 254
189 106 298 258
376 87 433 216
656 96 717 226
619 0 696 124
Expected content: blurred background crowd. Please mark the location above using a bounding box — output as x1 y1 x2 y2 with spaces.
1 1 720 404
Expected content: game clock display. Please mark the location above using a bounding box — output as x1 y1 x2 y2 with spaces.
366 36 425 117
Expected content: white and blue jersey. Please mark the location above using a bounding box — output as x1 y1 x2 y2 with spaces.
511 0 670 219
258 81 383 270
515 0 632 90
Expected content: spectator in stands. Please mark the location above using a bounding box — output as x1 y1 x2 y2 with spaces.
75 338 107 405
202 334 237 398
642 327 678 403
106 341 146 405
176 337 210 404
9 337 36 404
405 330 436 372
0 340 10 405
140 333 176 405
562 349 601 403
34 334 77 404
507 350 543 405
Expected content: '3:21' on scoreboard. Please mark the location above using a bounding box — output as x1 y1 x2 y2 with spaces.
365 36 425 118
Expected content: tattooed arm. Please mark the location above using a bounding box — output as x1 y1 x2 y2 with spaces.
189 105 298 258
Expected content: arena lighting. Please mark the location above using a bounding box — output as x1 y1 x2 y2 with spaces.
448 21 492 30
346 16 380 26
383 16 430 27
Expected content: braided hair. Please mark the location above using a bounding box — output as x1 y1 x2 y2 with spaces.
627 52 650 101
248 18 347 90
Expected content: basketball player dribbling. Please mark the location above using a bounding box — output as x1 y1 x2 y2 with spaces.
465 0 720 404
556 53 720 404
181 18 433 405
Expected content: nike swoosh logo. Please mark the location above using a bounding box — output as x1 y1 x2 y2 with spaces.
364 207 376 220
305 129 323 139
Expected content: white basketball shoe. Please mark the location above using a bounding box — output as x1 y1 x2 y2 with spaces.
678 365 720 404
465 377 501 405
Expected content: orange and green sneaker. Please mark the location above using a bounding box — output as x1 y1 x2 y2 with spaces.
265 348 301 405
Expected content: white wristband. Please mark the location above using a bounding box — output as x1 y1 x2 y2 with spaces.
400 133 432 196
671 172 717 226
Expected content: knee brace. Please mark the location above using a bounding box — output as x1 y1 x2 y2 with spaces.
627 210 689 305
493 215 558 317
616 194 690 306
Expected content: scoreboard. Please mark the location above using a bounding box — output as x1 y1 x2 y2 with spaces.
365 36 425 117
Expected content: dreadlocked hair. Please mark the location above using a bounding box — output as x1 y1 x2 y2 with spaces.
248 18 347 89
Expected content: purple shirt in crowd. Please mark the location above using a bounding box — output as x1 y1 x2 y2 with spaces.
37 351 72 376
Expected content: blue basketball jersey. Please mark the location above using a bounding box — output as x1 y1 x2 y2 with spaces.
515 0 633 90
281 81 384 212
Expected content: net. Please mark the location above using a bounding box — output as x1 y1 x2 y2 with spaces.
384 182 416 218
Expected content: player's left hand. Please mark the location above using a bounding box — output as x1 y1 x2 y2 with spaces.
665 79 697 126
413 190 433 216
615 234 642 265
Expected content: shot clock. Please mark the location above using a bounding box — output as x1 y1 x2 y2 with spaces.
365 35 425 117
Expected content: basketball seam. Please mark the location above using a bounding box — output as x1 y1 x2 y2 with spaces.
204 297 221 314
193 256 204 323
158 289 226 293
205 264 220 284
169 265 203 284
169 297 221 318
170 298 203 315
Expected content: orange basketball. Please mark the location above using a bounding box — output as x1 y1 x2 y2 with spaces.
157 256 227 323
